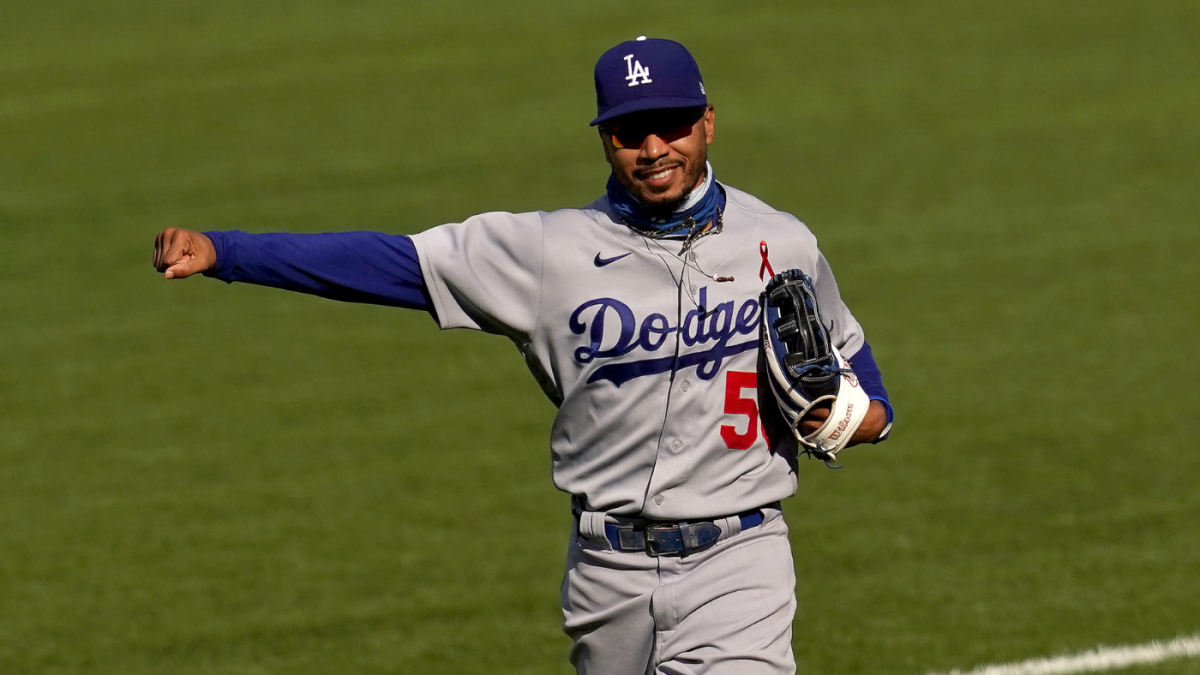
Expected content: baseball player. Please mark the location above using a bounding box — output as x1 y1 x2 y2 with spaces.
153 37 893 675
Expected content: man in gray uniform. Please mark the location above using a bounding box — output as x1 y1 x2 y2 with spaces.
154 36 893 675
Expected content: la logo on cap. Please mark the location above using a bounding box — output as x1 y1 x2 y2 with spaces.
624 53 652 87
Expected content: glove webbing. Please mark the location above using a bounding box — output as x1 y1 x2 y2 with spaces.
768 277 837 391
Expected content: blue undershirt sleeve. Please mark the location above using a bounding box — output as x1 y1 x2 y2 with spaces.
203 230 432 313
846 340 894 443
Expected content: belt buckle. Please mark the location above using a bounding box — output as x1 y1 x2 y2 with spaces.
644 523 685 557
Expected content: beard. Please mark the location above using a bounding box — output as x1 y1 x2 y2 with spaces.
634 160 708 216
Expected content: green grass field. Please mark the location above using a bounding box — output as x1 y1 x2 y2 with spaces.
2 1 1198 673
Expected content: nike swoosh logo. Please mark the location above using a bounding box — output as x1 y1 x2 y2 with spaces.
594 252 631 267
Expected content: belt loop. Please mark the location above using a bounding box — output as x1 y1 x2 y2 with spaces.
577 511 612 550
717 513 743 539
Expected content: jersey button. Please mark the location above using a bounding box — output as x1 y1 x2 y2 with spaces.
681 380 690 392
654 495 664 505
672 440 682 451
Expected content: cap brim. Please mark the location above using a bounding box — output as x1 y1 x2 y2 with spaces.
589 96 708 127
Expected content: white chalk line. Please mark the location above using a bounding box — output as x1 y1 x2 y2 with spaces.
927 633 1200 675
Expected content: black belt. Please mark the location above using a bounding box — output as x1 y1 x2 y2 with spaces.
599 510 765 557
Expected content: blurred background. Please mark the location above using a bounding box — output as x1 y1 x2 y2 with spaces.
1 1 1197 673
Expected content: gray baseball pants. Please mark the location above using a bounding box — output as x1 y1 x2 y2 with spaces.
562 506 796 675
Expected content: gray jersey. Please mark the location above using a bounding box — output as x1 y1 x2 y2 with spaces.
411 184 864 520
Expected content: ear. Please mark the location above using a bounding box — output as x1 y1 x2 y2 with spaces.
703 105 716 144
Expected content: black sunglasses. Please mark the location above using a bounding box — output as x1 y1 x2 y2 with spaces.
603 107 707 150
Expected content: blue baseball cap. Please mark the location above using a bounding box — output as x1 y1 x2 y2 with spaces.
590 37 707 127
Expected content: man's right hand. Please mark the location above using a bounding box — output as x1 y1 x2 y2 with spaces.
153 228 217 279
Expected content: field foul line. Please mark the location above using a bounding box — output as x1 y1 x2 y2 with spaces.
927 633 1200 675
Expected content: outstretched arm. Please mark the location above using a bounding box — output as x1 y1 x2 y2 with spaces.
151 228 431 311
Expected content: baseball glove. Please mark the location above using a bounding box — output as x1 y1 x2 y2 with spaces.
761 269 869 466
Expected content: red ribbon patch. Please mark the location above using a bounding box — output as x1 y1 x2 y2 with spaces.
758 241 775 281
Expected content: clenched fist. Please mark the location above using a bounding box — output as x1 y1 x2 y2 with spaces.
153 228 217 279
